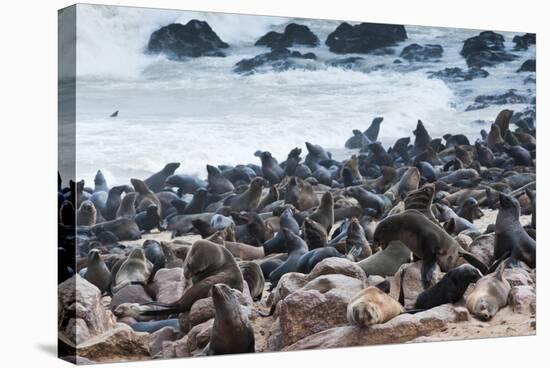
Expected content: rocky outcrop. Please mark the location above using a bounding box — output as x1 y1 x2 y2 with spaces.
76 325 149 362
399 44 443 62
466 89 529 111
517 59 536 73
428 67 489 83
306 257 367 282
147 20 229 59
513 33 536 50
149 326 180 358
325 22 407 54
256 23 319 48
460 31 517 68
234 47 316 74
284 305 469 350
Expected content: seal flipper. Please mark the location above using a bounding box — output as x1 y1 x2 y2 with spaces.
375 279 391 294
398 266 406 306
421 245 437 290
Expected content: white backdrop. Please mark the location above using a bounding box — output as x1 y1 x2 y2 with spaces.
0 0 545 367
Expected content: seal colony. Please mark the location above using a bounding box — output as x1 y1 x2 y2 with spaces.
58 105 536 361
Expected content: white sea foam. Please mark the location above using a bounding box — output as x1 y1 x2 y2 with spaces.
71 4 536 185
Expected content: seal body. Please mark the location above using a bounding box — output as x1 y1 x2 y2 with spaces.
466 266 511 321
347 286 404 327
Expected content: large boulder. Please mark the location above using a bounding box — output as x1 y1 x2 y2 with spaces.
399 43 443 62
58 275 150 362
513 33 536 50
428 67 489 83
325 22 407 54
58 275 117 345
391 261 443 309
508 285 536 314
153 267 185 304
149 326 180 358
284 304 469 350
255 23 319 48
234 47 316 74
270 274 365 348
147 20 229 59
460 31 517 68
110 284 153 311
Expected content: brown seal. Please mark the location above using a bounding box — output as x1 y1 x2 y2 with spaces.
116 192 138 219
112 247 152 293
130 178 161 215
308 191 334 232
83 248 111 293
205 283 255 355
239 261 265 301
357 240 411 277
92 217 141 241
347 286 404 327
466 262 511 321
77 200 97 226
284 177 319 211
224 177 267 212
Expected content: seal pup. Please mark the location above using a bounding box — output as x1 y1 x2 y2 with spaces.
141 239 244 315
373 210 488 288
144 162 180 193
268 229 308 288
83 248 112 293
356 241 411 277
116 192 138 219
347 286 404 327
466 261 511 321
204 284 255 355
239 261 265 301
207 165 235 194
456 197 484 223
404 264 482 309
130 178 161 215
308 191 334 232
93 170 109 193
112 247 152 293
493 193 536 269
77 200 97 226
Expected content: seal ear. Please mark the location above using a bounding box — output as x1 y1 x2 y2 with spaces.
460 250 489 275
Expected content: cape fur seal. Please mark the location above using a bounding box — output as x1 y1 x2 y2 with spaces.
466 262 511 321
134 204 164 233
347 286 404 327
356 240 411 277
268 229 308 287
302 218 328 249
345 217 372 261
239 261 265 301
116 192 138 219
77 200 97 226
83 249 111 293
92 217 141 241
284 177 319 210
207 165 235 194
205 284 255 355
103 185 126 221
93 170 109 193
373 210 488 288
144 162 180 193
142 239 243 315
112 247 152 293
263 208 300 255
224 177 267 211
130 178 162 215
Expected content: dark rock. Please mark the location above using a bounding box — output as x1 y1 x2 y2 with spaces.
510 107 536 130
147 20 229 59
326 57 365 69
428 67 489 83
517 59 536 72
234 47 317 74
466 89 528 111
325 22 407 54
460 31 517 68
255 23 319 48
513 33 536 50
400 43 443 62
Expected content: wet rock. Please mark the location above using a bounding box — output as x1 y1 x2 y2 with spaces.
513 33 536 50
110 284 153 311
284 304 469 350
508 285 536 314
153 267 185 304
517 59 536 73
307 257 367 282
325 22 407 54
428 67 489 83
234 47 317 74
466 89 528 111
147 20 229 59
326 57 365 70
511 107 536 130
460 31 517 68
400 43 443 62
149 326 180 358
256 23 319 48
